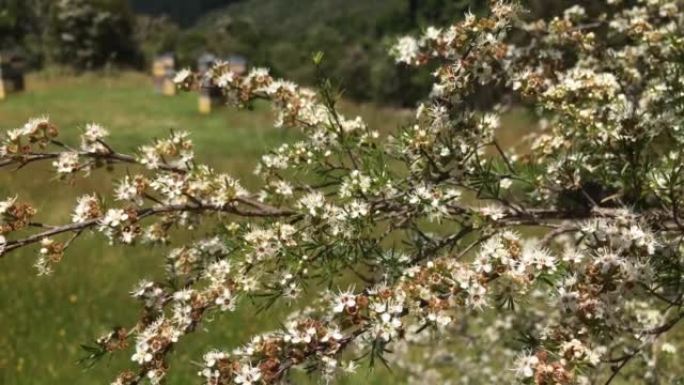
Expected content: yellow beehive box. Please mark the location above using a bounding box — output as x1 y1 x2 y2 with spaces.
199 94 212 114
162 78 176 96
151 53 176 95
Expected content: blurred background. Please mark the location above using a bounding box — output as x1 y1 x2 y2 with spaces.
0 0 605 106
0 1 609 384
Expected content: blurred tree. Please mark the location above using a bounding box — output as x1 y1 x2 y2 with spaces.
129 0 241 27
135 15 182 65
47 0 141 70
0 0 49 67
0 0 28 45
1 0 624 104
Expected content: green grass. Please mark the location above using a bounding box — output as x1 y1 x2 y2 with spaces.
0 71 407 385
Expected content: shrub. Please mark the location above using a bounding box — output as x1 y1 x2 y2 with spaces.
47 0 140 70
1 1 683 384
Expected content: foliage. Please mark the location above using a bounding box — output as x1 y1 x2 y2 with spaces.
2 2 684 385
0 0 626 104
0 0 34 46
178 0 479 106
0 0 50 67
0 0 140 70
134 15 182 64
129 0 240 28
46 0 141 70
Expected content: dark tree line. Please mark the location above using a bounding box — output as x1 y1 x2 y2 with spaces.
1 0 620 105
129 0 239 27
0 0 140 70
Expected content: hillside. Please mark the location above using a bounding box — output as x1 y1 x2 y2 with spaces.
129 0 240 27
181 0 477 106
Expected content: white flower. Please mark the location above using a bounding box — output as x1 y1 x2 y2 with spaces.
346 200 369 219
216 71 235 87
234 363 261 385
115 176 143 205
173 288 193 302
564 5 586 21
131 279 154 298
131 350 153 364
139 145 161 170
246 67 269 83
53 152 80 174
407 184 456 221
466 283 488 310
427 310 452 327
0 195 17 215
374 311 402 342
481 205 505 221
320 326 344 343
100 209 129 228
205 260 232 283
272 180 293 196
119 226 135 243
339 170 372 198
150 174 186 203
424 26 442 41
661 342 677 354
562 247 585 264
81 123 109 153
297 191 325 216
215 288 236 311
146 369 165 385
482 113 501 129
19 116 49 136
342 116 367 133
203 350 227 368
557 287 579 313
393 36 420 64
72 194 100 223
513 353 539 378
332 289 356 313
83 123 108 141
343 361 358 374
173 68 192 84
473 255 493 274
522 242 556 273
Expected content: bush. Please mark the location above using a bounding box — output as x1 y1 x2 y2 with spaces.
0 0 50 68
134 14 182 67
176 0 449 107
47 0 141 70
1 1 683 384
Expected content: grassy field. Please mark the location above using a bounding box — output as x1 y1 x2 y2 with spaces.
0 71 410 385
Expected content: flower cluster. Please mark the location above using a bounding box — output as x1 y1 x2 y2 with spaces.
0 195 36 234
80 123 110 153
99 208 140 244
34 237 65 276
138 131 194 170
0 116 57 158
2 1 684 385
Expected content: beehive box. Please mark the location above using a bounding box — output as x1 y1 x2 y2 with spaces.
197 53 226 114
152 53 177 96
0 53 26 100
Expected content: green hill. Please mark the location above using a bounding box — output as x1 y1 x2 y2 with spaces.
171 0 478 106
129 0 240 27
